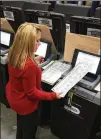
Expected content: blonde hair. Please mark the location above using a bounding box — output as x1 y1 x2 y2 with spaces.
8 22 41 69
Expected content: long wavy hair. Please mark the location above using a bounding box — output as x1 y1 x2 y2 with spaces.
8 22 41 69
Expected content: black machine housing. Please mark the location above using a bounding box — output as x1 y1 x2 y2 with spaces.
24 9 66 56
0 5 25 32
70 16 101 37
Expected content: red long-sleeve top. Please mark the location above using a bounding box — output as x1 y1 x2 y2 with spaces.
6 58 56 115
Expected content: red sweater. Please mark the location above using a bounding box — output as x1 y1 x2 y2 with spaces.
6 58 56 115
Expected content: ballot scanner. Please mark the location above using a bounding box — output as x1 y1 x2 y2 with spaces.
0 30 14 107
1 7 66 68
38 48 101 126
0 6 24 106
70 16 101 38
24 10 66 69
42 49 101 92
50 49 101 139
0 6 55 68
0 5 25 32
51 88 101 139
24 9 66 58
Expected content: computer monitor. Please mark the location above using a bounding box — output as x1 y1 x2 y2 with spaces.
35 40 51 60
24 10 66 54
0 30 14 48
0 31 11 46
0 5 25 32
72 49 101 80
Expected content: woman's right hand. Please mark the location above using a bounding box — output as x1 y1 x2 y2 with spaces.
55 92 62 99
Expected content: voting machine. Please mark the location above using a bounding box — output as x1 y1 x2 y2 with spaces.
0 5 25 32
24 9 66 58
70 16 101 38
24 10 66 70
50 49 101 139
40 47 101 126
42 49 101 94
0 30 14 107
0 17 15 107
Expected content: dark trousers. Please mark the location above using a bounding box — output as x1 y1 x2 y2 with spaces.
16 110 38 139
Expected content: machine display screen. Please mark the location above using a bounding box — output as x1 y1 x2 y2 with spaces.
35 41 48 58
0 31 11 46
75 51 100 74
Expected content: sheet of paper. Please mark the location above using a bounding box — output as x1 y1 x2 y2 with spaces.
42 61 71 85
75 52 100 74
52 62 91 97
42 60 55 70
94 82 100 92
34 41 47 58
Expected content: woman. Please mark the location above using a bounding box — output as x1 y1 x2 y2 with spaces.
6 23 61 139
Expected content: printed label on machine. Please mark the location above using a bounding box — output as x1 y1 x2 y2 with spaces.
64 105 80 115
3 10 14 21
38 17 53 29
87 28 101 37
66 24 70 32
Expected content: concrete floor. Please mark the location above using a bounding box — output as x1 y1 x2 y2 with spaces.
1 103 59 139
1 103 101 139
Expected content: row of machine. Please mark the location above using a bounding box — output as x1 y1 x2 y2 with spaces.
1 1 101 18
0 4 101 139
0 4 100 35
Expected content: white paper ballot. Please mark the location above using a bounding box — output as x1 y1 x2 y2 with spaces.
0 31 11 46
42 60 54 70
76 52 100 74
94 82 101 92
42 61 71 85
35 41 47 58
52 62 91 97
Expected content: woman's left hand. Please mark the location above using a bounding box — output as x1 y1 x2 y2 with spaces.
35 56 44 64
